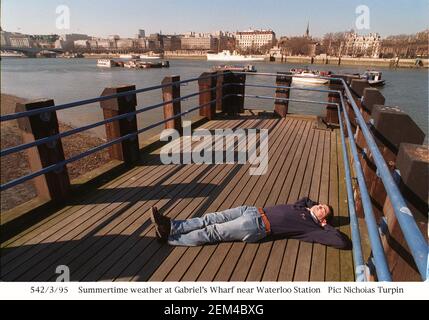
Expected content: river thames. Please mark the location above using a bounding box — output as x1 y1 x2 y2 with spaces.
1 58 428 141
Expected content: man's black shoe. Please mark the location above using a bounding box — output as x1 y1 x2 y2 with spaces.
150 206 171 242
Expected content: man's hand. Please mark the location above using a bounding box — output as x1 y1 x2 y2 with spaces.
320 219 327 227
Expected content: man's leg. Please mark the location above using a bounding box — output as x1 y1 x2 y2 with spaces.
170 206 249 236
168 207 267 246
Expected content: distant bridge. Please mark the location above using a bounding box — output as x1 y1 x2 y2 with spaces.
1 46 64 56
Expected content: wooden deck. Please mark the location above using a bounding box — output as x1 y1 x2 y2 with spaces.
1 114 355 281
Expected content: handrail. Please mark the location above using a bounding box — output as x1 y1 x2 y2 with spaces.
227 83 340 94
339 91 392 281
336 102 367 281
0 98 217 191
1 71 426 281
0 87 216 158
340 80 428 280
234 94 338 107
0 73 219 122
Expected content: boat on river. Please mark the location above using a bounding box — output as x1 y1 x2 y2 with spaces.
290 68 330 85
360 70 385 86
123 59 170 69
212 64 257 72
97 59 120 67
207 50 265 62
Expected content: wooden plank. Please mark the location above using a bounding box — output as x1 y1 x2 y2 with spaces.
2 120 232 280
293 129 326 281
211 119 306 281
278 130 320 281
337 129 355 281
323 130 340 281
122 118 280 281
206 119 304 281
138 119 281 281
161 119 272 281
166 118 290 281
145 118 267 281
261 240 287 281
262 122 317 281
1 119 222 252
67 119 251 281
309 130 331 281
1 119 222 250
246 121 315 281
2 162 181 279
16 162 208 281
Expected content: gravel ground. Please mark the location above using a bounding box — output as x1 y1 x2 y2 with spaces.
1 94 110 212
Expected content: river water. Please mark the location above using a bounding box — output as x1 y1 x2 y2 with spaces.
1 58 428 142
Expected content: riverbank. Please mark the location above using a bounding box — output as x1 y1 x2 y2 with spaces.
274 55 429 68
14 51 422 68
0 94 110 211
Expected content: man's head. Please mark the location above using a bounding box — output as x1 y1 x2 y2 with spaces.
310 204 333 226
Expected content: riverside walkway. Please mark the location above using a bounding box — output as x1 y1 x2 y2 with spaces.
1 114 355 281
1 71 427 282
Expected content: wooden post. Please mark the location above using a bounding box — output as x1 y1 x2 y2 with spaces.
325 76 343 124
222 71 246 116
274 72 292 117
381 143 428 281
15 99 71 202
215 71 224 112
360 88 385 122
348 79 370 134
161 75 182 133
100 85 140 164
198 72 217 120
357 106 425 219
328 74 350 133
355 88 386 164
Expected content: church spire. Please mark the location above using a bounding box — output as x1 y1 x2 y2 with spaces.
305 20 310 38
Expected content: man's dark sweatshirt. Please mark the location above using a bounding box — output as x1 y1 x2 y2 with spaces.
263 197 351 249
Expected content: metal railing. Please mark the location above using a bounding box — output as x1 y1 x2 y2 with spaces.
0 71 427 281
226 72 427 281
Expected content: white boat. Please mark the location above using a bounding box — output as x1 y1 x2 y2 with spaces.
207 50 265 62
0 50 26 58
360 71 385 86
124 59 140 68
291 69 329 85
96 59 119 68
139 54 162 60
119 54 140 59
212 64 257 72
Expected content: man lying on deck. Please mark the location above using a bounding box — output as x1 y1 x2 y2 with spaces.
150 197 351 249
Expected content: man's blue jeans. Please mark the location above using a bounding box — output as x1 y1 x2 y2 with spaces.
168 206 268 246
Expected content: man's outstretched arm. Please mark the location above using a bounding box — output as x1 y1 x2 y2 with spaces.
298 225 352 249
294 197 318 208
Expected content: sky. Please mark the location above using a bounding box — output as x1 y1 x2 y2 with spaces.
1 0 428 38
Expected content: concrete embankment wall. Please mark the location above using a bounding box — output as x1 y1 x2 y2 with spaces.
277 56 429 68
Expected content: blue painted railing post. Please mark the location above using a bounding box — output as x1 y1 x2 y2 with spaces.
15 99 71 202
